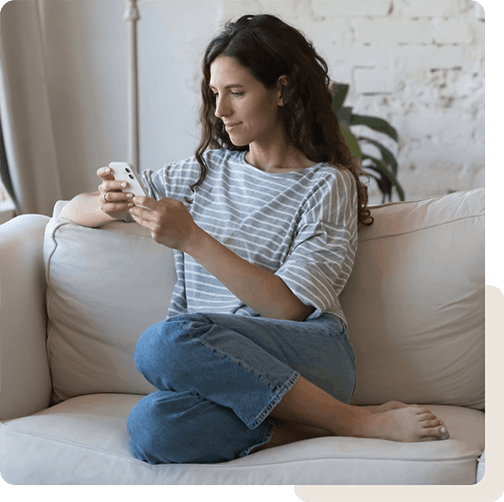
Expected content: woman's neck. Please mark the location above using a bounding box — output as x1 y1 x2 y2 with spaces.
245 141 317 173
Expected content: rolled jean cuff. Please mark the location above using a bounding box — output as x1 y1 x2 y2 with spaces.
246 370 301 430
238 419 276 459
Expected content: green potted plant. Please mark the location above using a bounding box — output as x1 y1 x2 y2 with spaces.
331 82 405 202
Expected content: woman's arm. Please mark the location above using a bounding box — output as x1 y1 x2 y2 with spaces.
60 191 117 227
186 229 315 321
129 195 315 321
60 168 136 227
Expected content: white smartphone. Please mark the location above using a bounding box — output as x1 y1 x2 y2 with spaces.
108 162 148 197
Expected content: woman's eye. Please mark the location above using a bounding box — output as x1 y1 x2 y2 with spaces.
211 91 243 98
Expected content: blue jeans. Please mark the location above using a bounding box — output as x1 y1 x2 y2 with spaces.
127 312 356 464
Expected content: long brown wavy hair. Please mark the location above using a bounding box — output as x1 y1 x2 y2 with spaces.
193 14 373 226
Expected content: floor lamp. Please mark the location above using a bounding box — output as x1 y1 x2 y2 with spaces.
124 0 140 171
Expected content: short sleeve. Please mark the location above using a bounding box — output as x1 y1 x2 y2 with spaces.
140 157 200 202
275 169 358 319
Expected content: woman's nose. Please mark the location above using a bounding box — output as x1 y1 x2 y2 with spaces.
214 96 230 119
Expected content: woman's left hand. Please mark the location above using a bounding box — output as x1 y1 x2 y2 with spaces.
129 196 200 251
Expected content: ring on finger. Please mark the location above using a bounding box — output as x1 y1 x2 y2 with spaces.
103 192 109 202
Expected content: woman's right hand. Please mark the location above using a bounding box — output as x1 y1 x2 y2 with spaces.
97 167 135 220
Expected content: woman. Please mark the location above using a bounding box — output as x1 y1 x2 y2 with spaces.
62 14 449 464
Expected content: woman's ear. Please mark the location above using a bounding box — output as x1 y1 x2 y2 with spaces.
277 75 288 106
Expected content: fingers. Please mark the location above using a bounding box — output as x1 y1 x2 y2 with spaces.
95 167 134 218
101 191 134 203
100 179 131 193
97 167 133 194
99 182 132 211
128 206 150 226
131 195 157 210
97 166 115 181
129 200 155 222
100 192 134 217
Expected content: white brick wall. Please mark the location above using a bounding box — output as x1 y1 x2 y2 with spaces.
311 0 393 17
395 0 454 18
218 0 484 203
352 18 435 45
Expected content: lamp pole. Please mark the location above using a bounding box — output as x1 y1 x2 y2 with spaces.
124 0 140 170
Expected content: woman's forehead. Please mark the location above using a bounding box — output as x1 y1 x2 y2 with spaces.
209 56 254 88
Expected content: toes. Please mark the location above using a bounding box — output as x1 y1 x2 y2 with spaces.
422 426 449 440
415 407 433 415
422 419 443 429
418 412 437 421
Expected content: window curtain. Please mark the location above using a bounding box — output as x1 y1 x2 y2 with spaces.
0 114 20 214
0 0 62 216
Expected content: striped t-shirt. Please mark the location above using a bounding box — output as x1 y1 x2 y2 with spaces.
141 149 358 324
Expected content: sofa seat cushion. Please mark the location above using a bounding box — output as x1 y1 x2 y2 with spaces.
0 394 484 485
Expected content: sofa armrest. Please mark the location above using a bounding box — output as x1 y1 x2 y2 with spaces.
477 450 485 483
0 214 52 420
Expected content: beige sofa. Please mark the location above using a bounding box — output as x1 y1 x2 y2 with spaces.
0 188 484 485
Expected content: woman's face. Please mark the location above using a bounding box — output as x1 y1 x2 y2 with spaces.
209 55 285 148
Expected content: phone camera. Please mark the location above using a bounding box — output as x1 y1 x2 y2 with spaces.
129 174 134 180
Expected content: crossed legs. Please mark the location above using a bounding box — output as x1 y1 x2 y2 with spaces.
128 313 449 464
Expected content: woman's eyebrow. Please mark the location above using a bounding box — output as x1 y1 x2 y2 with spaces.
209 83 245 90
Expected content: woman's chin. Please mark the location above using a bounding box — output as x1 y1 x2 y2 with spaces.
228 136 248 147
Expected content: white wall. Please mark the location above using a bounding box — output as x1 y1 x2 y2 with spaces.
7 0 485 203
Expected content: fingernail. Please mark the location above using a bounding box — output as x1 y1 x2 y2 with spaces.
441 427 446 433
126 193 133 198
128 202 134 207
105 167 110 173
121 182 127 188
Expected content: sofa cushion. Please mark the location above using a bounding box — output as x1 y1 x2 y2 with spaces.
44 202 176 402
0 394 485 484
341 189 484 409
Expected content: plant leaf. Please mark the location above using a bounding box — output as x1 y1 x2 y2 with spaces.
331 83 350 112
358 136 398 175
361 164 393 202
350 114 399 142
362 154 405 201
336 106 353 128
341 129 362 159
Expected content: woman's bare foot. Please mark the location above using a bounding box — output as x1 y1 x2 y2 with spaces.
363 401 415 413
253 406 449 454
267 377 450 448
352 406 450 442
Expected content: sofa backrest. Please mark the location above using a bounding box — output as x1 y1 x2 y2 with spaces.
44 190 484 409
44 203 175 402
341 188 484 409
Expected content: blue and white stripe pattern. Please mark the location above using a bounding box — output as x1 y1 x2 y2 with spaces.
141 149 358 324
